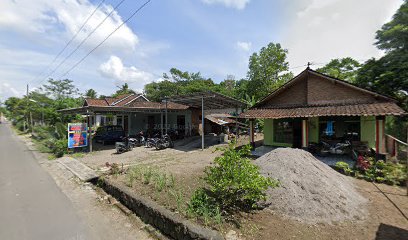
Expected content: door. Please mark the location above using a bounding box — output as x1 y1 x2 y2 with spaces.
293 119 302 148
123 115 129 134
148 116 155 131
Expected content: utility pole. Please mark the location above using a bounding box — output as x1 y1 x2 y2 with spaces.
24 84 28 132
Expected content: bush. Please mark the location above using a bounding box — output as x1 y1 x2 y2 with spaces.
52 138 68 158
187 188 222 225
335 161 353 175
346 156 407 186
202 143 279 212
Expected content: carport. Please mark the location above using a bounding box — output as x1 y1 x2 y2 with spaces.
58 102 190 152
168 91 247 150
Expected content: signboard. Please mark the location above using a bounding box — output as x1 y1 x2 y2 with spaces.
68 123 88 148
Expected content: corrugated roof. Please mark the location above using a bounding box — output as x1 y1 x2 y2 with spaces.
127 101 189 110
240 102 406 119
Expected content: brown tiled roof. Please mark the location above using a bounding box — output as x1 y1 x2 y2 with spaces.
240 102 406 119
114 94 146 106
84 98 109 106
105 93 133 105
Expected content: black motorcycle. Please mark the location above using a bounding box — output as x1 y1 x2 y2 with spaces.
155 134 174 150
146 133 160 148
115 136 134 154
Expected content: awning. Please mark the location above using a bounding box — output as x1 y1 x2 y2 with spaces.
168 91 247 109
240 102 406 119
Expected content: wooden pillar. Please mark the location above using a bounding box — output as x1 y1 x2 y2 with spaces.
249 119 255 149
375 116 385 156
301 118 308 149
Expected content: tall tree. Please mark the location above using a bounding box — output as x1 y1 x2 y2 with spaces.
113 83 135 97
355 0 408 140
41 79 79 100
84 89 97 98
317 57 361 82
246 43 292 101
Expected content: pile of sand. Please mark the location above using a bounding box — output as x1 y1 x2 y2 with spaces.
255 148 367 224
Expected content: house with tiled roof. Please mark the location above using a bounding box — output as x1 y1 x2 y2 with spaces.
60 91 246 145
241 68 406 157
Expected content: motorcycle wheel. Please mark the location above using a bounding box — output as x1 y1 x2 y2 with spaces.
155 142 162 150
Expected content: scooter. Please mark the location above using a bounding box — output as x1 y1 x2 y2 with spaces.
155 134 174 150
115 136 133 154
146 133 160 148
320 140 351 155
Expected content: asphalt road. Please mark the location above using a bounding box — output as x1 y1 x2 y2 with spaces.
0 122 88 240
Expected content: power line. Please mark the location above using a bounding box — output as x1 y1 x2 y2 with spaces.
29 0 106 85
34 0 127 87
59 0 152 78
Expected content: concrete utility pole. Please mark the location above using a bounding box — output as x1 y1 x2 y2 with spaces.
201 96 204 151
25 84 29 132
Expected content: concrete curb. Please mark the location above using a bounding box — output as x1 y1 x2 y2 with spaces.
99 178 224 240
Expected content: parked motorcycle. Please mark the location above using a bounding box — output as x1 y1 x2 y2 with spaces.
320 140 351 156
145 133 160 148
155 134 174 150
115 136 134 154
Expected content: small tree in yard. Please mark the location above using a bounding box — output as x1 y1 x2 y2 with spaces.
188 143 279 222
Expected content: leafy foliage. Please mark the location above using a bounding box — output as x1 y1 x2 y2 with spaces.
188 143 278 220
317 57 361 82
246 43 293 101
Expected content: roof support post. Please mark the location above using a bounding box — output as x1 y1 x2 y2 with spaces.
235 107 239 139
165 100 168 135
249 119 255 149
375 116 385 160
202 96 204 151
89 113 94 153
160 111 163 137
301 118 308 149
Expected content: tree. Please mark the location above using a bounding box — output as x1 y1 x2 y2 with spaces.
84 89 97 98
247 43 292 101
113 83 135 97
41 79 79 100
355 1 408 140
144 68 220 101
317 57 361 82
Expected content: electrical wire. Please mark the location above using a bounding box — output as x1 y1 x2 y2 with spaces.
34 0 127 86
29 0 106 85
59 0 152 78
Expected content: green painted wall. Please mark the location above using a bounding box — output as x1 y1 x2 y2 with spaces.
308 117 319 143
263 119 292 147
361 116 376 148
264 119 274 145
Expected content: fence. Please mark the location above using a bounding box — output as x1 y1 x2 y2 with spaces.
385 134 408 163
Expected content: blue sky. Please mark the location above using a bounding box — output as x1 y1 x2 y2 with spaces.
0 0 403 101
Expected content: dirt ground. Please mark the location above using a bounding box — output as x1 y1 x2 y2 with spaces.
79 135 408 240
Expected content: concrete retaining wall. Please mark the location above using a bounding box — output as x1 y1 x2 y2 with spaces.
100 178 224 240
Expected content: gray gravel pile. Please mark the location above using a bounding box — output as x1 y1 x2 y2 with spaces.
255 148 367 224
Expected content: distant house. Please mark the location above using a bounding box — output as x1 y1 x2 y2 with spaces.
60 91 246 144
241 68 406 156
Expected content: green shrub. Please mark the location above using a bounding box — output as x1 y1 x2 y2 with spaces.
335 161 353 175
203 143 279 212
52 138 68 158
187 188 222 225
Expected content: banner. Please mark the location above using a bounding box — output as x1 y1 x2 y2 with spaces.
68 123 88 148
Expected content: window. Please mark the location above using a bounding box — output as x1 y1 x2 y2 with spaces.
274 119 293 143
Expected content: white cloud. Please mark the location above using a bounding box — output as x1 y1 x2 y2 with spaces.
282 0 403 74
0 0 138 53
236 41 252 51
99 56 155 92
0 82 20 98
201 0 250 10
